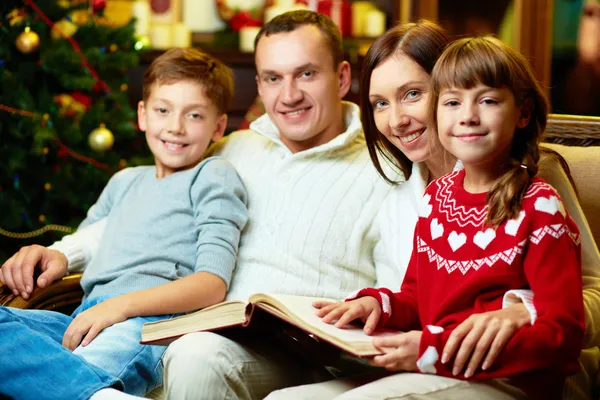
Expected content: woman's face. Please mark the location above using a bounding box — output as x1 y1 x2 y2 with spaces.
369 54 432 163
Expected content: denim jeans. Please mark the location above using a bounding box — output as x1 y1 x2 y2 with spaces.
0 295 170 400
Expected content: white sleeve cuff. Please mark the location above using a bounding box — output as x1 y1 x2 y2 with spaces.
48 218 106 273
502 289 537 325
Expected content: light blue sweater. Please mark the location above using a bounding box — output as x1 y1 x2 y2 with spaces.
78 157 248 300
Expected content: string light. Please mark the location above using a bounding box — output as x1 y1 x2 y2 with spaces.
0 103 112 172
24 0 110 93
0 225 73 239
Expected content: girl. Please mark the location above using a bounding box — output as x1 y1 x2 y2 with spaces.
315 36 585 399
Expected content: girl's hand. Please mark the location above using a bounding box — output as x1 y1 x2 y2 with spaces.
62 297 129 351
442 303 530 378
369 330 422 371
313 297 382 334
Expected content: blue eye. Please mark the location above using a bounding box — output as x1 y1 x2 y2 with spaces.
406 90 420 100
372 100 388 109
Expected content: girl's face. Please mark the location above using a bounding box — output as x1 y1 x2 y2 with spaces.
369 54 432 163
436 84 529 169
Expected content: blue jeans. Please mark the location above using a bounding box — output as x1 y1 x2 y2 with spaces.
0 296 170 400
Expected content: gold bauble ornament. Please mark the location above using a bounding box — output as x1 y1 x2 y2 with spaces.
88 123 114 152
51 19 78 40
70 9 90 25
16 27 40 54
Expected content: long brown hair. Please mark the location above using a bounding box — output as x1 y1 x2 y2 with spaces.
360 20 449 183
429 36 549 226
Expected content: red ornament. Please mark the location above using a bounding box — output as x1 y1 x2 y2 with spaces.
150 0 170 14
229 11 261 32
92 0 106 13
57 148 69 158
70 92 92 110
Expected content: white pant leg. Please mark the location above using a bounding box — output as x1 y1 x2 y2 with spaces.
162 331 323 400
265 372 389 400
266 373 526 400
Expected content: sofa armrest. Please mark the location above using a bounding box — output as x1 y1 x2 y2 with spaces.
0 273 83 315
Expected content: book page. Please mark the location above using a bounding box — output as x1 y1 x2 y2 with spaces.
250 293 398 344
141 300 247 344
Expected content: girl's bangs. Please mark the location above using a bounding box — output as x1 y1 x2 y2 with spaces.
434 39 512 91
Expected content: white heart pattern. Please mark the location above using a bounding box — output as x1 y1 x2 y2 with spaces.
448 231 467 252
419 194 433 218
473 228 496 250
505 210 526 236
430 218 444 240
534 196 562 216
416 346 439 374
557 198 566 217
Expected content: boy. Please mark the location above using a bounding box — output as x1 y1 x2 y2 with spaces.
0 48 248 400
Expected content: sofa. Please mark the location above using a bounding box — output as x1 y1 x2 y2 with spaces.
0 113 599 399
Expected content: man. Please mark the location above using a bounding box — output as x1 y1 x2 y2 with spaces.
1 11 401 399
158 11 407 399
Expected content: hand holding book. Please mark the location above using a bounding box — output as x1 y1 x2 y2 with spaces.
313 297 383 335
141 293 399 357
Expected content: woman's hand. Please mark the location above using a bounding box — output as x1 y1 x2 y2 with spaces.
369 330 421 371
62 297 129 351
313 296 382 334
442 303 530 378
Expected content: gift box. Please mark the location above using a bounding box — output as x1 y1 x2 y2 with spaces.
317 0 352 36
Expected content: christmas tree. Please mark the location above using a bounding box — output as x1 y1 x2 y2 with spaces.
0 0 151 262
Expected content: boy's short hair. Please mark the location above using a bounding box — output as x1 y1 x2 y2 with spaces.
254 10 343 70
143 48 234 114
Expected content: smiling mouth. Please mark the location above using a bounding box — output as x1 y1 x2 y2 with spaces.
161 139 188 150
281 107 310 116
399 128 425 143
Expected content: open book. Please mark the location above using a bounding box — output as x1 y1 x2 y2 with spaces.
141 293 398 357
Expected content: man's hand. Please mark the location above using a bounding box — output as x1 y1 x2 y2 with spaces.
62 297 129 351
0 245 68 299
314 297 382 334
442 303 530 378
369 330 421 371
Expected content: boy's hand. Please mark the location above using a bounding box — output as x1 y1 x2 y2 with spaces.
313 297 382 334
0 245 68 299
62 298 128 351
441 303 529 378
369 330 421 371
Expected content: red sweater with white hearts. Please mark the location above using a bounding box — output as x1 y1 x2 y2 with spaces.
350 170 584 399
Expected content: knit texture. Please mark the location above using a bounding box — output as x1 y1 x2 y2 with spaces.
208 102 399 301
363 169 584 399
78 157 248 300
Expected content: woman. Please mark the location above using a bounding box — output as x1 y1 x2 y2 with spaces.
267 20 600 400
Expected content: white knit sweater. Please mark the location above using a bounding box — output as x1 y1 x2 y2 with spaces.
210 102 399 300
51 102 400 301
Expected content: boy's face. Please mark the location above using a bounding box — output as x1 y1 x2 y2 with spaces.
138 80 226 178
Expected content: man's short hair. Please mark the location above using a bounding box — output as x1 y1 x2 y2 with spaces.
254 10 344 69
143 48 234 114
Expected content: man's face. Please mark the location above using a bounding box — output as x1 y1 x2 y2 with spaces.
255 25 350 153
